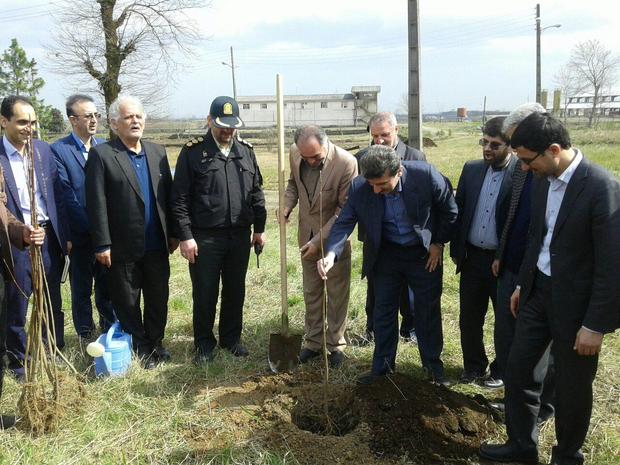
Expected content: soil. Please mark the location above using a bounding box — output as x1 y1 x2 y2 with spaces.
189 371 501 464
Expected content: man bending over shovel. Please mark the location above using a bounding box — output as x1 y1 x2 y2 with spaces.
281 125 357 369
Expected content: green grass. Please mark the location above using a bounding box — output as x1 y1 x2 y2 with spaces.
1 122 618 464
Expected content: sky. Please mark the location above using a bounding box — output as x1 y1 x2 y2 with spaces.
0 0 618 118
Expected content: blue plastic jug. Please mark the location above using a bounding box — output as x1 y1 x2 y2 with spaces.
93 322 133 377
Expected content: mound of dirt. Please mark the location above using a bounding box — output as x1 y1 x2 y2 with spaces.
194 372 500 465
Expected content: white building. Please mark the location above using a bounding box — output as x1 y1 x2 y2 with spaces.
237 86 380 128
551 89 620 117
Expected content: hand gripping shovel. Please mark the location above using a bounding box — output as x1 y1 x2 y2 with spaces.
268 74 302 373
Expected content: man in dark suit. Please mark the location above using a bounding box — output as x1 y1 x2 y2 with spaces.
0 95 69 380
51 94 115 341
0 165 46 429
480 113 620 465
86 95 178 369
355 112 426 344
450 116 516 385
318 144 457 385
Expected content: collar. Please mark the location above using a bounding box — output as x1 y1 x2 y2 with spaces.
548 148 583 187
71 132 97 152
2 136 22 159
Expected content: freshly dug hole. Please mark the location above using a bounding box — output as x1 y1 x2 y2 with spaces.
291 384 360 436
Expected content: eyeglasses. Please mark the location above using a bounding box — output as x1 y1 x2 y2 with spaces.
520 152 544 166
71 112 101 120
478 138 506 151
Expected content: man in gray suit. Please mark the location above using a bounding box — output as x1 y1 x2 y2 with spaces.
480 113 620 465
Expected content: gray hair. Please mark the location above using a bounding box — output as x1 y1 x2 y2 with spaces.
502 102 545 134
294 125 328 147
108 95 147 124
368 111 397 129
359 145 400 179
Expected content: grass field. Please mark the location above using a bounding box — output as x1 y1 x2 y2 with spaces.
0 122 618 464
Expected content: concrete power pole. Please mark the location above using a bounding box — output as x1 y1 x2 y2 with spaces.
230 46 237 100
222 47 238 100
408 0 422 150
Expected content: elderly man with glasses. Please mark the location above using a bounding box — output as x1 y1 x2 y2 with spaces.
450 116 517 386
51 94 116 342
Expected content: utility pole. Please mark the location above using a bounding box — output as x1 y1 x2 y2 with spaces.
535 5 561 105
222 46 237 100
408 0 422 150
536 4 541 103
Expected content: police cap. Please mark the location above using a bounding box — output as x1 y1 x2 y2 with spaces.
209 96 244 129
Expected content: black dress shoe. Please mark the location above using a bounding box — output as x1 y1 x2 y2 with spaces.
479 442 538 464
424 366 451 387
141 356 158 370
0 415 16 430
328 351 344 369
193 347 215 365
356 371 385 386
299 348 320 363
459 369 489 384
154 346 171 362
224 343 249 357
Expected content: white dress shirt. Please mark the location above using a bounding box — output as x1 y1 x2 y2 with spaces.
537 149 583 276
2 136 49 225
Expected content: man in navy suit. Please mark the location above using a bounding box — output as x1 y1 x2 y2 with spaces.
318 144 457 385
480 114 620 465
0 95 69 380
450 117 516 385
51 94 115 341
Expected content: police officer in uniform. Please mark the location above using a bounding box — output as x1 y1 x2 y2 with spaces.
172 96 266 363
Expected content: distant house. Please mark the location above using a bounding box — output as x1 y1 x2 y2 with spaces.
553 89 620 117
237 86 380 128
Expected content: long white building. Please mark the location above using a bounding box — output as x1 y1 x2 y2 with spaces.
545 89 620 117
237 86 380 128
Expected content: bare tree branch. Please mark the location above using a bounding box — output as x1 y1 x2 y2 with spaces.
567 39 620 127
44 0 208 117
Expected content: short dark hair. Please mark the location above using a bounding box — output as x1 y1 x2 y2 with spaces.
510 112 571 152
66 94 94 117
359 145 400 179
1 95 33 119
483 116 509 143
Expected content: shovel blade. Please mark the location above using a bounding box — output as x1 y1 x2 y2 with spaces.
268 332 302 373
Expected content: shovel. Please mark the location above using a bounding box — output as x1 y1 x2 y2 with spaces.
268 74 302 373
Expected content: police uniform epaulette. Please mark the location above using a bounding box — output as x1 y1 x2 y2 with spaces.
185 136 204 148
235 134 253 148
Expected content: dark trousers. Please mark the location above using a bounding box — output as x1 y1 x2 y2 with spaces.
496 268 555 420
505 272 598 465
6 229 64 374
70 243 115 336
190 228 251 352
365 275 414 335
372 242 443 376
459 244 498 376
107 250 170 354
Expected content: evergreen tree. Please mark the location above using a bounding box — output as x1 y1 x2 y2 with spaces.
0 38 62 136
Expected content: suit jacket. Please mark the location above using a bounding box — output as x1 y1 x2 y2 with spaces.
355 140 427 243
0 137 68 256
450 156 517 272
0 166 26 276
284 141 358 255
51 134 105 246
326 161 458 278
518 154 620 335
85 138 174 262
